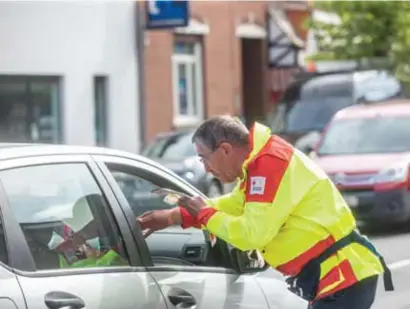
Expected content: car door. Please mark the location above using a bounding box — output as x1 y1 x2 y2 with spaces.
0 218 26 309
0 154 167 309
93 154 270 309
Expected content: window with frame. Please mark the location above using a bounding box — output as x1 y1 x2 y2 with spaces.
106 164 179 217
94 76 108 146
172 41 204 127
105 162 243 269
0 76 62 143
0 163 130 271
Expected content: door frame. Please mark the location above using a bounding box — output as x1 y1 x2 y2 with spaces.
92 154 239 275
0 154 145 277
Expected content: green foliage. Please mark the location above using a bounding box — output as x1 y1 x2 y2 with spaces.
310 1 410 80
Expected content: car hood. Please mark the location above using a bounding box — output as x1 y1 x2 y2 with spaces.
314 152 410 174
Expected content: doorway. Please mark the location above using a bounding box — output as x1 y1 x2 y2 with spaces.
240 38 266 128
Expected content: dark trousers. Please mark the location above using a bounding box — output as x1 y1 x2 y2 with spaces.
309 276 379 309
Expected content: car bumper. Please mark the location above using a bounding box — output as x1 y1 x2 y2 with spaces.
341 188 410 224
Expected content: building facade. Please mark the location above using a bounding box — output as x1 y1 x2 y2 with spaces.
143 0 310 144
0 1 142 153
144 1 270 143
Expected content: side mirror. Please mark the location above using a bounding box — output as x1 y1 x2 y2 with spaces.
231 248 269 274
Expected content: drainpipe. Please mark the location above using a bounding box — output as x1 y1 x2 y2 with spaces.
135 1 146 152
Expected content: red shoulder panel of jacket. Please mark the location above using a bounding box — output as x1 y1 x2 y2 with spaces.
245 136 294 203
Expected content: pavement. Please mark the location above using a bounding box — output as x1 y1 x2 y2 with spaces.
366 224 410 309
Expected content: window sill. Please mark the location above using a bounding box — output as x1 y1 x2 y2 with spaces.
174 19 210 36
173 116 202 129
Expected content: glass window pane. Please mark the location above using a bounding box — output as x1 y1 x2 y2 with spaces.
318 116 410 155
178 63 188 115
191 63 198 116
0 163 130 271
109 169 167 217
30 80 61 143
174 42 194 55
0 81 30 142
159 133 196 160
94 76 108 146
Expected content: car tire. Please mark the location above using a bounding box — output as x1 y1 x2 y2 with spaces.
207 180 223 198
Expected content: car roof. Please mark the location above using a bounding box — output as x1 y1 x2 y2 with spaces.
0 143 160 164
154 130 193 140
333 99 410 120
295 69 388 90
300 73 353 96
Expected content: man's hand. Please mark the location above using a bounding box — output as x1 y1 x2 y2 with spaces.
137 208 181 238
179 196 207 217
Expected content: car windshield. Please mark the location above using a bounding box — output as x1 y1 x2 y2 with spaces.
285 96 353 133
317 116 410 155
145 133 196 161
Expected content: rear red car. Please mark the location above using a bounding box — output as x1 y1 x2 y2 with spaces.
312 100 410 225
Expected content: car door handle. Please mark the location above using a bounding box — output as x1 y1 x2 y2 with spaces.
44 291 85 309
168 289 196 309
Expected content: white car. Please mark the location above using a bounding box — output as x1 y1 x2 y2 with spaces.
0 143 306 309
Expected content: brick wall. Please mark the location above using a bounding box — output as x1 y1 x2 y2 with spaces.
143 0 269 143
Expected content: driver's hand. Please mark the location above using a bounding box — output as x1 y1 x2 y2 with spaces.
137 209 175 238
78 244 100 259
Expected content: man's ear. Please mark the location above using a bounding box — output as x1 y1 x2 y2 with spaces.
219 142 233 155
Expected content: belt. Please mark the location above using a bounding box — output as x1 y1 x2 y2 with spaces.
286 229 394 301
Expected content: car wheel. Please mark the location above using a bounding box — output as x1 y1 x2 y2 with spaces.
207 180 223 198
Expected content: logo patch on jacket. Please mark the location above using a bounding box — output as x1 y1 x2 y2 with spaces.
250 176 266 195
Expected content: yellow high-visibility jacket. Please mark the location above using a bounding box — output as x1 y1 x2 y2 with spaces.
180 122 383 300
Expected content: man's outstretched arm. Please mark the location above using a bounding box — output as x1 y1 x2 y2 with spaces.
178 182 245 229
138 184 245 235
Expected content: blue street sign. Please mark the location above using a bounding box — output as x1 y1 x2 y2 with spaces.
146 0 190 30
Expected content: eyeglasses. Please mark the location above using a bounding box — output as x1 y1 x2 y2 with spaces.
198 142 224 164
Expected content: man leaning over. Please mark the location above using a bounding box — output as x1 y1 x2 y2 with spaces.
138 115 393 309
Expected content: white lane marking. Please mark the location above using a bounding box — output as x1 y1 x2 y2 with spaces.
388 259 410 270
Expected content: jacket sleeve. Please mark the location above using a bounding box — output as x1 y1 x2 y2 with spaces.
179 181 244 229
208 181 244 215
194 153 310 251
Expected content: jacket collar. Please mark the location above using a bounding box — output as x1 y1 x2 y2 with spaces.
239 122 271 180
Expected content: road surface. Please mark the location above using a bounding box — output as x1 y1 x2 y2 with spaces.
368 225 410 309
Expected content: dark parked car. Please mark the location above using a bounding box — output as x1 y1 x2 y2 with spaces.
272 69 403 153
142 130 225 197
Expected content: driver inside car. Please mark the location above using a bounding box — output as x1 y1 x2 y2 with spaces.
47 195 128 268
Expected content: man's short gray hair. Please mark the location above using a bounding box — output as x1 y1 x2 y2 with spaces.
192 115 249 151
